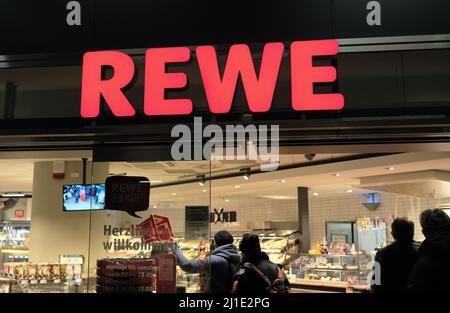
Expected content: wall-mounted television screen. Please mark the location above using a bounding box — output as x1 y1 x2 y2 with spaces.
63 184 105 211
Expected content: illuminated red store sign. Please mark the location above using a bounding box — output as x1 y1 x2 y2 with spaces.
80 40 344 118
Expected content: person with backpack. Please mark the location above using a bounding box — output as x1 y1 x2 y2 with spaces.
172 230 241 293
232 234 290 293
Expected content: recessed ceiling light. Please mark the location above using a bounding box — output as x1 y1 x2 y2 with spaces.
202 189 207 193
171 193 177 196
333 173 340 177
313 192 319 196
387 167 395 171
280 179 286 183
240 168 251 180
197 175 206 186
225 199 230 202
261 195 296 200
235 185 240 189
152 205 157 209
346 189 353 193
1 193 25 198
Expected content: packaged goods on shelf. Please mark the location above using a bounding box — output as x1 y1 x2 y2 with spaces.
3 262 82 281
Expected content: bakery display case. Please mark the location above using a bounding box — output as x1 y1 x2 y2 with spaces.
287 253 372 292
0 277 24 293
1 262 86 293
231 230 301 266
1 254 86 293
292 253 372 283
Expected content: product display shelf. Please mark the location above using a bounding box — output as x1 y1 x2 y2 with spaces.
0 271 90 293
0 221 30 269
0 276 24 293
233 230 301 266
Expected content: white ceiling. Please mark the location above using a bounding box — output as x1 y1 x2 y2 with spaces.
0 150 91 193
3 152 450 205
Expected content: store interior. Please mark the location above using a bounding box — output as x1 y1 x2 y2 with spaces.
2 151 450 293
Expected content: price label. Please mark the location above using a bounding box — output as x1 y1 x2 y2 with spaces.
54 279 61 284
20 280 28 285
40 279 47 284
30 280 37 284
75 278 82 284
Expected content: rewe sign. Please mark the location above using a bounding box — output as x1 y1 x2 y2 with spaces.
80 40 344 118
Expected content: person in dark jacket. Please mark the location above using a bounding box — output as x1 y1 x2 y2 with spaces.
173 230 241 293
232 234 290 293
408 209 450 292
372 218 419 293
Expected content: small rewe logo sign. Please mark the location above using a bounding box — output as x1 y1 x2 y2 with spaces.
80 40 344 118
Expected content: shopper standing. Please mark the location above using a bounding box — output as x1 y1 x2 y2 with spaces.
232 234 290 293
172 230 241 293
372 218 419 293
408 209 450 292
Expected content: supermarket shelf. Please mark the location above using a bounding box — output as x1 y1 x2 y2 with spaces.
1 249 29 254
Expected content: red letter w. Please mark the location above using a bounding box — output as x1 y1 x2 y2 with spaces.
196 43 284 113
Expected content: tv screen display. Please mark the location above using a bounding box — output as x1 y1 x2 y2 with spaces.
63 184 105 211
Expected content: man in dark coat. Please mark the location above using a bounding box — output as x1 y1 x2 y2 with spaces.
372 218 419 293
232 234 290 293
408 209 450 292
173 230 241 293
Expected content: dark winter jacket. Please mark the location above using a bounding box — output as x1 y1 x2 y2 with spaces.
232 252 290 293
372 240 419 293
408 228 450 293
175 243 241 293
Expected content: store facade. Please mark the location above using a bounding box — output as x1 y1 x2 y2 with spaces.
1 0 450 293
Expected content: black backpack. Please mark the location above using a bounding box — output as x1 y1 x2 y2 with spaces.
232 262 290 293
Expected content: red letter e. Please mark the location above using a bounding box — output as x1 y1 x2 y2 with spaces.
291 40 344 111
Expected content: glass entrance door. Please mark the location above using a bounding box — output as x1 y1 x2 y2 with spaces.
87 159 212 293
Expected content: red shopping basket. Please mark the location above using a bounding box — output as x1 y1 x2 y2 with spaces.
137 214 174 243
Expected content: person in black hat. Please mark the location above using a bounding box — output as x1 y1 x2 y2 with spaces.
408 209 450 292
173 230 241 293
232 234 290 293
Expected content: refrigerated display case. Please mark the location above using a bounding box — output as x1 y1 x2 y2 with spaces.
0 221 30 270
288 253 372 292
0 277 24 293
